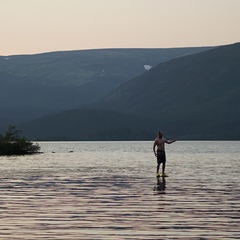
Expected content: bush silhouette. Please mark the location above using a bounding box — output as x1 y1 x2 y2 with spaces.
0 126 40 155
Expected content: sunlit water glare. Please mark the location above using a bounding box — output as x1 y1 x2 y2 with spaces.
0 141 239 239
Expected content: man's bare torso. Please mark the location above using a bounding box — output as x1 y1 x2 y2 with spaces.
155 137 166 151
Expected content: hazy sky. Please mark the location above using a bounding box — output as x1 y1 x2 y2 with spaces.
1 0 240 55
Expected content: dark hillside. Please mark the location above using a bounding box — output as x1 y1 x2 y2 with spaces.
18 108 157 140
14 43 240 140
0 47 212 128
99 42 240 139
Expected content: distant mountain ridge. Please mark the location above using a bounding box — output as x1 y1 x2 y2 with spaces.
0 47 212 127
100 43 240 113
16 42 240 140
97 42 240 139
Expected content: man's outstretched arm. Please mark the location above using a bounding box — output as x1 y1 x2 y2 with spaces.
165 139 177 144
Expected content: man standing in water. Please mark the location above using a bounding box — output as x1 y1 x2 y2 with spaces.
153 131 176 177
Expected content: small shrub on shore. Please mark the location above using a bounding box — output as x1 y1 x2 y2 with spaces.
0 126 40 156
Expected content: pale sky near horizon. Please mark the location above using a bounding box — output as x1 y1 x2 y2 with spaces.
1 0 240 56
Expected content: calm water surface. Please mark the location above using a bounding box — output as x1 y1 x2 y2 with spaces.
0 141 239 239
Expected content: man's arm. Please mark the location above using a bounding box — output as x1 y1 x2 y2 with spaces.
165 139 176 144
153 140 157 156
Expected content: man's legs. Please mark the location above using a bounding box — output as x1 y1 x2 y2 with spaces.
161 151 167 176
157 163 160 174
162 162 165 175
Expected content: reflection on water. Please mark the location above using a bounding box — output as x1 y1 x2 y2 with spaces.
154 177 166 194
0 141 239 239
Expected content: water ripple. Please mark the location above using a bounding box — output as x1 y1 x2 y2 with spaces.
0 141 239 239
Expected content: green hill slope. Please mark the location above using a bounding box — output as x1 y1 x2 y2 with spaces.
0 47 212 127
16 43 240 140
100 42 240 139
18 108 157 140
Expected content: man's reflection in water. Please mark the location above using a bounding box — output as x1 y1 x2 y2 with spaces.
153 176 166 194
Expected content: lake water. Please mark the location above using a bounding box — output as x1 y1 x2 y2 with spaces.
0 141 239 239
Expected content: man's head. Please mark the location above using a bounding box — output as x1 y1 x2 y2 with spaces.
158 131 163 138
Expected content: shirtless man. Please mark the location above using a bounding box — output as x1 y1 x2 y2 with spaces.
153 131 176 177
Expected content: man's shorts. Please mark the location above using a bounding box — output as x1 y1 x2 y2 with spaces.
157 150 166 164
